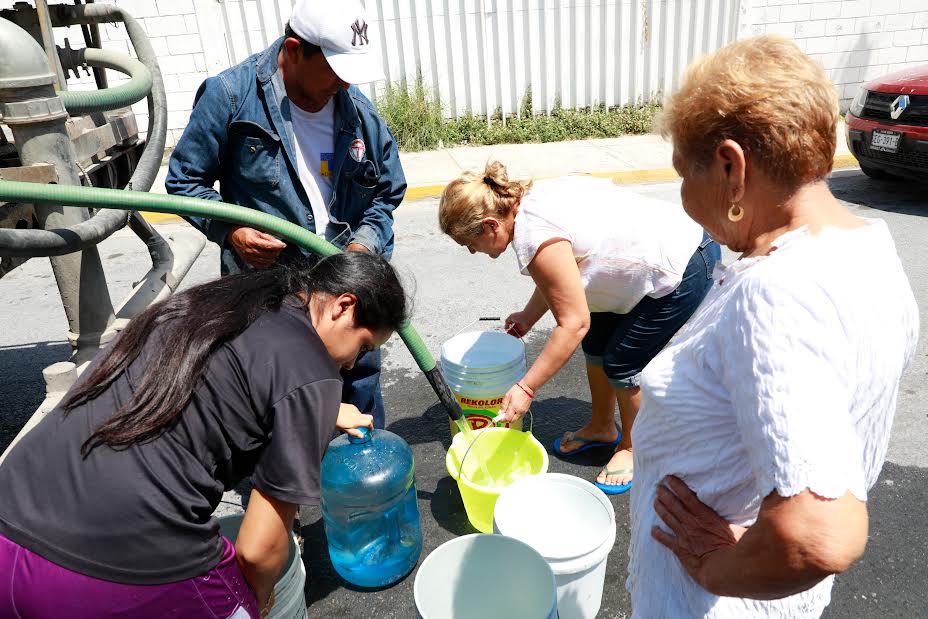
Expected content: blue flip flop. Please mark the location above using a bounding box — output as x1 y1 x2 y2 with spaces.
553 431 621 457
594 466 633 495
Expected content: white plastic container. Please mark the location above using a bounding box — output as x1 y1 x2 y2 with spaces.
414 534 558 619
440 331 526 432
494 474 616 619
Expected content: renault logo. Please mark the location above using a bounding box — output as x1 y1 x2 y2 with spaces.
890 94 910 120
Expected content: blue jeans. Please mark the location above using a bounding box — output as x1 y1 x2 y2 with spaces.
581 233 720 388
342 348 385 429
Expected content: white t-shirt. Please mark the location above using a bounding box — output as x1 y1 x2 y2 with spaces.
511 177 704 313
290 98 335 236
627 219 919 618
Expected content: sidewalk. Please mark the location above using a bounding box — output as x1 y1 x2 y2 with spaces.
400 118 856 200
146 120 856 222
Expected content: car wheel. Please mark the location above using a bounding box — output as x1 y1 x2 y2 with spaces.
860 165 900 181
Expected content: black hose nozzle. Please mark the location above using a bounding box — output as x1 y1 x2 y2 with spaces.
424 367 464 421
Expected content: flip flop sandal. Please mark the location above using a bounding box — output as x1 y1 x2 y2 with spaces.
594 466 633 495
553 431 621 457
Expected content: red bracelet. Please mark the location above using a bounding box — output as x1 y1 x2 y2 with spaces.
516 381 535 399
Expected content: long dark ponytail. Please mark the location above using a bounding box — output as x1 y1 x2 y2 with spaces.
63 252 408 456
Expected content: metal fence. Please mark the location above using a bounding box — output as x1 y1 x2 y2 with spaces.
217 0 742 117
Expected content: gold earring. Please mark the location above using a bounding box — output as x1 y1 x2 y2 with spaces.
728 203 744 222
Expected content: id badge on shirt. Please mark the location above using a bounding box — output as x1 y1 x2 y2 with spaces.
320 152 334 179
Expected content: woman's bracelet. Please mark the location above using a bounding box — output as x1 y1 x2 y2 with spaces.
516 381 535 399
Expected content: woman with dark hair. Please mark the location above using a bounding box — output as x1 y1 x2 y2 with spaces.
0 252 408 619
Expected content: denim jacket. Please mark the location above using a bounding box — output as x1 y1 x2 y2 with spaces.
166 37 406 274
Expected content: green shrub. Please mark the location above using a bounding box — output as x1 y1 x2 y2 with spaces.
375 78 444 152
375 77 661 152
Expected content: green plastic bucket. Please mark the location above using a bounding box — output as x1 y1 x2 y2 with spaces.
445 427 548 533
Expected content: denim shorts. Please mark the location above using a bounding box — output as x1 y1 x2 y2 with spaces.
581 232 721 388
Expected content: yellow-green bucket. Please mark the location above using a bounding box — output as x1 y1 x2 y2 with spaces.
445 427 549 533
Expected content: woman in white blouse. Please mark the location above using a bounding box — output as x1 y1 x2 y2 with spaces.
628 36 919 617
438 164 718 493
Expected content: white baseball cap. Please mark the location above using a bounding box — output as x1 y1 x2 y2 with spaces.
288 0 385 85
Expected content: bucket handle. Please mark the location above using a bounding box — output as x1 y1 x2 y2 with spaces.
450 316 504 340
447 316 528 373
459 408 534 484
453 316 529 345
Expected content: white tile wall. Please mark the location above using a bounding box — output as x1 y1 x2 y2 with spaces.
780 4 813 21
750 0 928 109
909 44 928 61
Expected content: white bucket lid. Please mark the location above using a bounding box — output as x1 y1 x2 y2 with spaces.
440 331 525 370
493 474 615 561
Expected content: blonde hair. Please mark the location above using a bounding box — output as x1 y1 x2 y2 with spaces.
438 161 532 242
660 35 838 187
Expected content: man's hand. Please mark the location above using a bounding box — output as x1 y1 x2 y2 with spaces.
227 227 286 269
345 243 371 254
336 403 374 438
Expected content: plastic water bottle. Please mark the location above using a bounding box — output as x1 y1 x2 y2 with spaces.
321 427 423 588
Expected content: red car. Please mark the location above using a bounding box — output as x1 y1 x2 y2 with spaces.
846 65 928 181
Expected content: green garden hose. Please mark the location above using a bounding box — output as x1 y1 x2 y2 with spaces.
0 179 463 420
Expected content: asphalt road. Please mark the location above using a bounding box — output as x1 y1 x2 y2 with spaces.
1 169 926 617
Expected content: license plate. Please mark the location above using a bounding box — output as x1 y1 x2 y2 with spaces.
871 130 902 153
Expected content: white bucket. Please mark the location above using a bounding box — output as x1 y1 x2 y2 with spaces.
414 534 558 619
493 474 616 619
219 515 308 619
440 331 527 433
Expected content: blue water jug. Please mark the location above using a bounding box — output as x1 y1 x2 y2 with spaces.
321 427 422 588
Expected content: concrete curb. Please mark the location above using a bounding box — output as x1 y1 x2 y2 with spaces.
141 153 861 224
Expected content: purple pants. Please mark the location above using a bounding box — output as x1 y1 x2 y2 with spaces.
0 533 259 619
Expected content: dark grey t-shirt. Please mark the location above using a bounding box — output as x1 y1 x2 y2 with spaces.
0 300 341 584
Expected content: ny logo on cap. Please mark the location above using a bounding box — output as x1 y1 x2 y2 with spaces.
351 19 369 47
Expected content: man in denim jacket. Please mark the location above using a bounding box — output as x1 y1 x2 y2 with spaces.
166 0 404 428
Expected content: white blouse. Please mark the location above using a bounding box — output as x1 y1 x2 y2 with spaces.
511 177 704 313
628 220 919 618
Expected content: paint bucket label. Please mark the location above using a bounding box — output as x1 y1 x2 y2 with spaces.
451 393 522 433
441 331 527 436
